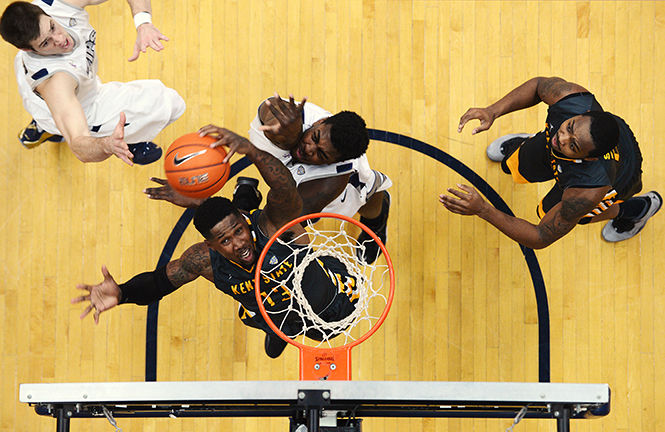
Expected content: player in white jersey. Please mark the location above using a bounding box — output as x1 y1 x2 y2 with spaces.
1 0 185 165
144 95 392 264
247 97 391 218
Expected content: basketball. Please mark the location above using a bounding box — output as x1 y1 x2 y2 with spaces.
164 133 230 199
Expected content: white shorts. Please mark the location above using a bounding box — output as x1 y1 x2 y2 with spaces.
21 79 185 144
323 166 392 217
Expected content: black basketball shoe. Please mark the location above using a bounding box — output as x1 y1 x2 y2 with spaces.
128 142 162 165
19 119 64 149
356 191 390 265
264 333 288 358
232 177 263 212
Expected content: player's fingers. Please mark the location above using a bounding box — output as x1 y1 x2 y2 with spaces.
258 124 278 133
439 197 465 214
222 147 237 164
447 187 469 200
143 186 166 198
457 184 474 193
298 97 307 111
71 295 88 304
75 283 92 292
118 153 134 166
101 265 111 279
94 309 100 325
80 304 93 320
149 39 164 51
159 33 169 41
198 125 222 136
118 111 126 125
71 295 91 304
150 177 168 185
128 45 140 62
209 138 226 149
267 100 287 124
472 123 490 135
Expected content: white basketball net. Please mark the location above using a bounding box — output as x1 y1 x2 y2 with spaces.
257 216 392 348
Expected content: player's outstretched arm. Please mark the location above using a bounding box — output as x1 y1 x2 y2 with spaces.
73 243 213 324
457 77 589 135
126 0 169 61
438 184 603 249
37 73 134 165
258 93 307 149
198 126 302 234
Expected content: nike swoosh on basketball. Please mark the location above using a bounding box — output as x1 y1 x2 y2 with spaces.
173 150 207 166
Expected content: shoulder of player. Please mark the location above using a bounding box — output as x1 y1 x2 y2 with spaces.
537 77 589 105
34 71 78 99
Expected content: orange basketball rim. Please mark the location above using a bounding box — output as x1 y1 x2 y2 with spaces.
254 212 395 380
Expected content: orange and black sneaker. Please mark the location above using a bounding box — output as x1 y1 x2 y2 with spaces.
19 119 64 149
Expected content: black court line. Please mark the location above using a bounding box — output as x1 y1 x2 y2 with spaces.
145 131 551 383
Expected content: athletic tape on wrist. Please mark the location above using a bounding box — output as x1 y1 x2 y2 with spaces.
133 11 152 29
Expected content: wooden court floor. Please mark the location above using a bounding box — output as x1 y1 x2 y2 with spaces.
0 1 663 431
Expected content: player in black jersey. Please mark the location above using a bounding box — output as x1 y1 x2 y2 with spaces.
73 127 359 358
441 76 660 248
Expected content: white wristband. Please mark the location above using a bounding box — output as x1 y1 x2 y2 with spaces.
133 12 152 29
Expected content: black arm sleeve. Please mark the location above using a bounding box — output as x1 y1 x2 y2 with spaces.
118 265 179 305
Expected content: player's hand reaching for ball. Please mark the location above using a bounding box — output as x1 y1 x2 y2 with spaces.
106 112 134 166
72 265 122 325
438 184 490 217
143 177 205 208
259 93 307 147
457 107 498 135
198 125 256 163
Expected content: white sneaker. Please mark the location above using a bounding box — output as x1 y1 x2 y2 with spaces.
486 133 533 162
601 191 662 242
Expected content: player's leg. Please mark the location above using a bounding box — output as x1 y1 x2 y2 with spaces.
237 305 289 358
357 189 390 265
498 132 554 184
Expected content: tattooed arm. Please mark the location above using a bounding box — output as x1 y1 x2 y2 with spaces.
199 126 303 238
439 184 607 249
458 77 589 134
72 242 214 324
166 242 215 285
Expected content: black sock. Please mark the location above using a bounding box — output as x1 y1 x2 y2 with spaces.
360 195 389 227
616 197 649 221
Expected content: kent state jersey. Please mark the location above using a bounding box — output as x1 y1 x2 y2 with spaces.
208 210 359 335
543 92 642 198
16 0 100 109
